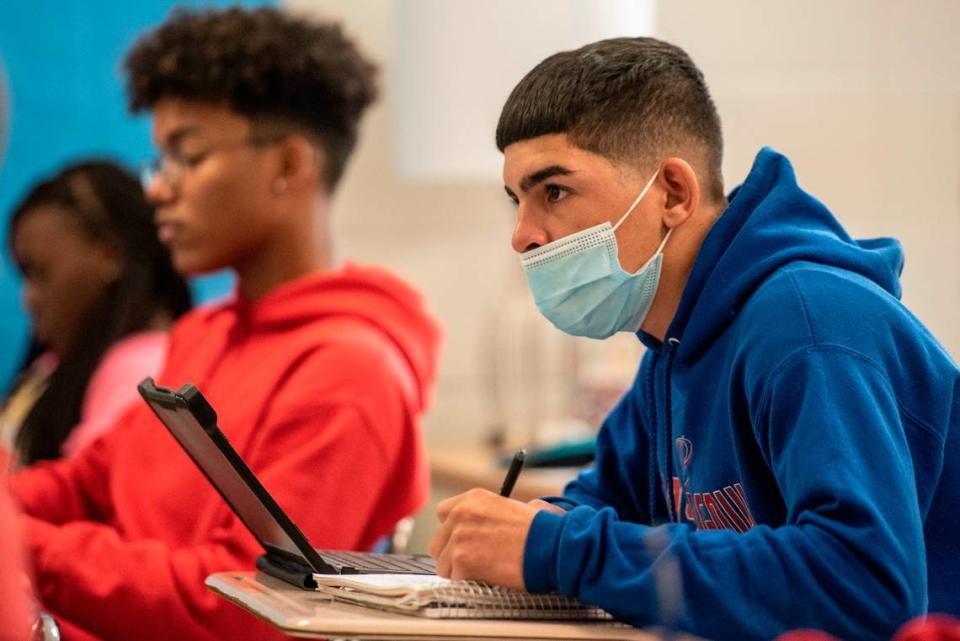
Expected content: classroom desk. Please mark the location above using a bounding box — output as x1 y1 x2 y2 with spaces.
428 446 583 503
206 571 689 641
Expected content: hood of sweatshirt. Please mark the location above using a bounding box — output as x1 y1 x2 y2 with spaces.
225 261 443 411
655 147 904 360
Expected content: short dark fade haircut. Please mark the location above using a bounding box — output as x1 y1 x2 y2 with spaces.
496 37 724 202
123 6 378 191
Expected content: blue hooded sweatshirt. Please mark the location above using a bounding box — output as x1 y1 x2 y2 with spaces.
523 148 960 641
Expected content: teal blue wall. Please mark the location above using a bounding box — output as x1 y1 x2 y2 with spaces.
0 1 270 393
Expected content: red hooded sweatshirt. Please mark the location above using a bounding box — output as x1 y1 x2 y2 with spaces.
0 462 31 641
11 262 442 641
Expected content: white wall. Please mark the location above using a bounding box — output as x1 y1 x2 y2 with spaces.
289 0 960 449
658 1 960 363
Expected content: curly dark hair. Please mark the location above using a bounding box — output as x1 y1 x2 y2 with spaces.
123 6 378 190
497 37 724 202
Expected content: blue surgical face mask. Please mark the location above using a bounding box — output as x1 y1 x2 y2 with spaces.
520 170 670 339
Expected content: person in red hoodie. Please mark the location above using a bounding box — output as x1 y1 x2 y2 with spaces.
7 7 442 641
1 48 33 641
0 468 31 641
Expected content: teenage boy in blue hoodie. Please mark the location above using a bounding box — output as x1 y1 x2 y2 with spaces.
429 37 959 641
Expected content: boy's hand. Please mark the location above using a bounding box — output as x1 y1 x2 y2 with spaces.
429 488 552 591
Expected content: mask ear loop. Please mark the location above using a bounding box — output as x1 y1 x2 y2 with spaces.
651 227 674 259
613 168 660 232
627 226 674 274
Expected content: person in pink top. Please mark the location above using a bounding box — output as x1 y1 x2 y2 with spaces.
1 161 191 467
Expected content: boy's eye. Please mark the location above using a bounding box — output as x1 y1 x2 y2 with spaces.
545 184 567 203
172 149 207 168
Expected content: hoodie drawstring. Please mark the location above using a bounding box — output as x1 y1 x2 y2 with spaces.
663 337 681 523
644 353 659 522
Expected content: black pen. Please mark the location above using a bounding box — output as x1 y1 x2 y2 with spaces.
499 449 526 497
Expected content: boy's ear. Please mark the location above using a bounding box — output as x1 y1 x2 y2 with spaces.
659 157 700 229
274 135 326 193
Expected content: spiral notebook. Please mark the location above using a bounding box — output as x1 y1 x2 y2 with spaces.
312 573 613 620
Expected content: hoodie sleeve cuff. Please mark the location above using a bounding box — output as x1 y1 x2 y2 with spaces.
523 509 565 593
539 495 580 511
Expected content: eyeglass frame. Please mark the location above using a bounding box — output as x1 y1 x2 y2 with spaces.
139 133 284 192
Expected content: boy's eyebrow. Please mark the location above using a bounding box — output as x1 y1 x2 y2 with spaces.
519 165 574 192
158 125 202 148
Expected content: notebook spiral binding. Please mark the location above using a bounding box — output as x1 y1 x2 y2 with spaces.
407 580 614 620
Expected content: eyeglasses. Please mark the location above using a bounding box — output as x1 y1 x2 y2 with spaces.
140 136 280 191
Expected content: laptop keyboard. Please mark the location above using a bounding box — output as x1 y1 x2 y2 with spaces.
319 550 436 574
